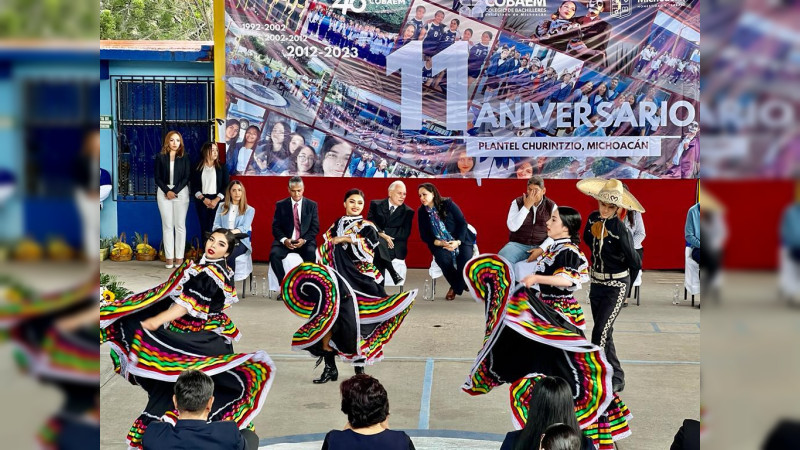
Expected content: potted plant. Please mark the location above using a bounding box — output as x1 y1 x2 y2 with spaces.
100 237 113 261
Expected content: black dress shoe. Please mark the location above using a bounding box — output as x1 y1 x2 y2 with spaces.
354 366 365 375
612 380 625 393
622 302 629 307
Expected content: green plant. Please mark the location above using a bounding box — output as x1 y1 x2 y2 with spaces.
100 237 113 249
100 273 133 300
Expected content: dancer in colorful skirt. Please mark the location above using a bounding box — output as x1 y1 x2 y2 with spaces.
1 276 99 449
463 206 632 449
100 229 275 449
282 188 416 384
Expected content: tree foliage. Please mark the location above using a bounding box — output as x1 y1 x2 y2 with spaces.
100 0 213 40
0 0 97 39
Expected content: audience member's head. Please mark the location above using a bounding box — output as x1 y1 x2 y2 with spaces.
388 180 407 206
527 175 546 204
340 374 390 429
539 423 581 450
514 376 580 450
173 370 214 419
222 180 248 215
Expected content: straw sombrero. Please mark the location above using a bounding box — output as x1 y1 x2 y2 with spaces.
576 178 645 213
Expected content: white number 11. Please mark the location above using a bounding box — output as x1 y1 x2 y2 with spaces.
386 41 468 132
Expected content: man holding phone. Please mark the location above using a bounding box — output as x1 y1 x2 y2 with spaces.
269 176 319 283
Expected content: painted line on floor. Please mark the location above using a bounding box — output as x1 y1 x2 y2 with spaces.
651 322 662 333
418 358 435 430
262 354 699 365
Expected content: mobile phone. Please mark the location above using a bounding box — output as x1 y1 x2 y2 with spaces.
290 239 300 245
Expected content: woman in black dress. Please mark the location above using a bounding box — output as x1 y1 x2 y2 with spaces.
282 189 416 384
417 183 475 300
100 229 275 448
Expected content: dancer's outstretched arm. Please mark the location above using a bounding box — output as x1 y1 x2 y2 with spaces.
141 303 189 331
520 274 573 288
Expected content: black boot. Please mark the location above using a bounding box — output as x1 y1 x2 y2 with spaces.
313 351 338 384
354 366 365 375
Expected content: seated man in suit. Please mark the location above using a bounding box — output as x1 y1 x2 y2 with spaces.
269 176 320 282
367 181 415 285
142 370 258 450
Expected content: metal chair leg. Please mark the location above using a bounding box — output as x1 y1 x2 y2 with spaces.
431 278 436 301
635 286 640 306
684 288 687 300
241 279 247 298
691 295 695 307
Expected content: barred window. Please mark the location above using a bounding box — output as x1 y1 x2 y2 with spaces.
113 76 214 200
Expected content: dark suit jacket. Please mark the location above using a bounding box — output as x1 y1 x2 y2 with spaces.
367 199 414 259
272 197 319 246
191 163 230 199
142 420 244 450
154 153 192 195
417 199 475 253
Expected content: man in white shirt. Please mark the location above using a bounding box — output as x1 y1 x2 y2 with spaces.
498 176 557 265
269 176 320 283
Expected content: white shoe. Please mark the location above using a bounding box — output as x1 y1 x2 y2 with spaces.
165 264 174 269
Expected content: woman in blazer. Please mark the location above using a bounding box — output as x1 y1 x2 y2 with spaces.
417 182 476 300
213 180 255 272
155 130 192 269
191 142 230 239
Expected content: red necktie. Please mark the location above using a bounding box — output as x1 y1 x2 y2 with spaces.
293 202 300 240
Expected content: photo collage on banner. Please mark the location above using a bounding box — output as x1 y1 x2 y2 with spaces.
223 0 700 178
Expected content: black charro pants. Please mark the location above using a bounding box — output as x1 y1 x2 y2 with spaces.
589 276 630 385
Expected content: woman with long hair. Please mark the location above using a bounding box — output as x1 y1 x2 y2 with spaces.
320 136 353 177
417 183 475 300
213 180 255 272
282 189 416 384
463 205 632 450
500 377 591 450
224 119 241 151
254 120 292 174
229 125 260 176
100 229 275 449
534 1 578 39
285 144 321 175
192 142 229 239
155 130 192 269
443 150 476 178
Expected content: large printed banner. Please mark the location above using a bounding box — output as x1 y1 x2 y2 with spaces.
221 0 699 179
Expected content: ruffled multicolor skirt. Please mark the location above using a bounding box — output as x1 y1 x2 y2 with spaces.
282 262 415 365
463 254 632 449
100 264 275 449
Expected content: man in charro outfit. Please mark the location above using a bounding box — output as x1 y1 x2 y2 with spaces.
578 178 643 394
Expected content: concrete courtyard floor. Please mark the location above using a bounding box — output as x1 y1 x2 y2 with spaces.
99 261 700 449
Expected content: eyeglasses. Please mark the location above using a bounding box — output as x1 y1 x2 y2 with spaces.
297 155 311 161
